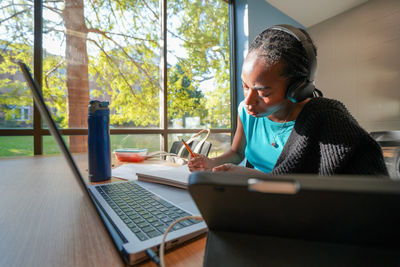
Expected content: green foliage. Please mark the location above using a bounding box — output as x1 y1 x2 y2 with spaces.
0 41 33 127
42 55 68 127
168 63 206 121
168 0 231 127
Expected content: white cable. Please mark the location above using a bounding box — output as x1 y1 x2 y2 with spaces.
159 215 203 267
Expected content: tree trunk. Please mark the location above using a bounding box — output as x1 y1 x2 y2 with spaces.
63 0 89 153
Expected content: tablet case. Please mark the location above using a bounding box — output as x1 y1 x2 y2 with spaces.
188 172 400 266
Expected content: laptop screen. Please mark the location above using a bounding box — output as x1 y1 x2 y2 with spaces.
18 61 88 193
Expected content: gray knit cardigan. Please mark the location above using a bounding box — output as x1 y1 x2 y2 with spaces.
270 97 388 176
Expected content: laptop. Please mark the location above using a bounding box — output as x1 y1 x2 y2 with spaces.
188 172 400 266
18 61 207 265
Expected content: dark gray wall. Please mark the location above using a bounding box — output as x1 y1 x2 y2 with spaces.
308 0 400 131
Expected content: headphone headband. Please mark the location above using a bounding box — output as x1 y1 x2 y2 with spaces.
268 24 317 83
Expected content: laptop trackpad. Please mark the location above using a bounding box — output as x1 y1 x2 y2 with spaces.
204 231 399 267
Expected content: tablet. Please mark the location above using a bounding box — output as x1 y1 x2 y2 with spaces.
188 172 400 247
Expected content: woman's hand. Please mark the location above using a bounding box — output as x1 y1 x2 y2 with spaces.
188 154 215 172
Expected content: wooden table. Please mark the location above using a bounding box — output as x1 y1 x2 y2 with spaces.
0 155 205 266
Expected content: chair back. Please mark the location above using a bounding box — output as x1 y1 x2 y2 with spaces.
170 140 212 158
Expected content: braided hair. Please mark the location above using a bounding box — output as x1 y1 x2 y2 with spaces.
248 27 317 87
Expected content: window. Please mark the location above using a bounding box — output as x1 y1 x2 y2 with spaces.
0 0 33 130
167 0 231 130
0 0 234 157
12 106 31 121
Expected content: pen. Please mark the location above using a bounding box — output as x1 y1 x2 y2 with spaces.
182 139 196 158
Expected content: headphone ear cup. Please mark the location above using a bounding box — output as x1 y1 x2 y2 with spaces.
286 78 307 103
286 78 315 103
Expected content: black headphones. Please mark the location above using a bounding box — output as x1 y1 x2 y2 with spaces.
267 24 320 102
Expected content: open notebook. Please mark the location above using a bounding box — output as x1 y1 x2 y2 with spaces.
112 163 191 189
136 165 191 189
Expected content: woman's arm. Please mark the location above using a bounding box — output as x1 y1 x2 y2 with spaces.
212 163 266 176
188 115 247 171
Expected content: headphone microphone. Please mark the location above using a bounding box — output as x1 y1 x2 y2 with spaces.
267 24 322 102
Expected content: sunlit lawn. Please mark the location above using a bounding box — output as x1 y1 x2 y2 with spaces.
0 136 70 157
1 134 228 157
0 136 33 157
0 135 165 157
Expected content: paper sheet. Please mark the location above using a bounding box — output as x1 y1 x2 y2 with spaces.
112 163 177 180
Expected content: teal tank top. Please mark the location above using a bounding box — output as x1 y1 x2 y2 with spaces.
238 101 295 173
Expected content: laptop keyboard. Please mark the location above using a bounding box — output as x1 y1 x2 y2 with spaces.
96 182 201 241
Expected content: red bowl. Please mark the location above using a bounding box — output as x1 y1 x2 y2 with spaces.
114 149 147 162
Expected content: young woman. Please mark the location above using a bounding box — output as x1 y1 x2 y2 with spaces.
188 25 388 176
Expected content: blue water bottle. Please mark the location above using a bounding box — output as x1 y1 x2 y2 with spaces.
88 100 111 182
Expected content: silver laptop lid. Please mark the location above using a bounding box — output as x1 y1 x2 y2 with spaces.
18 61 88 193
19 61 207 265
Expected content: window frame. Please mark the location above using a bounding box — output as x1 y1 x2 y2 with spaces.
0 0 237 155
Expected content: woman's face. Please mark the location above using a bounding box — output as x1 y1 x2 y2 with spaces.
241 52 289 117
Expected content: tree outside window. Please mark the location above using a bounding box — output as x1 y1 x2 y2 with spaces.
0 0 231 156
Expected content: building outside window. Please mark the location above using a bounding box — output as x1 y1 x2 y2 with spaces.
11 106 31 122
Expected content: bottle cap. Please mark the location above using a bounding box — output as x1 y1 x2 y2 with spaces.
89 100 109 113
